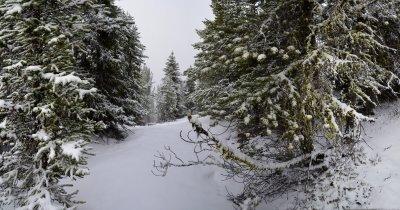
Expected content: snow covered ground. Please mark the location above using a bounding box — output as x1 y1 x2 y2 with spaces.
73 118 240 210
359 101 400 209
73 102 400 210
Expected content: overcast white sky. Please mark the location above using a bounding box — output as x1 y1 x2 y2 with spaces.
115 0 213 85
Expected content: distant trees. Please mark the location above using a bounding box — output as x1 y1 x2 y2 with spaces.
0 0 145 208
141 65 156 124
157 53 185 122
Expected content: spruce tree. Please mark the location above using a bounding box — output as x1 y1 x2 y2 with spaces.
189 0 400 207
0 1 101 208
140 65 156 124
79 0 145 139
157 78 179 122
192 0 257 112
157 53 184 122
0 0 146 208
183 66 197 113
194 0 400 154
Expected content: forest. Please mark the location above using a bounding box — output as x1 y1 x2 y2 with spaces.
0 0 400 209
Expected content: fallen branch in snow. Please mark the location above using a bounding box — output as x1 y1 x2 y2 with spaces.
153 114 323 177
187 114 317 171
153 114 371 209
152 144 218 177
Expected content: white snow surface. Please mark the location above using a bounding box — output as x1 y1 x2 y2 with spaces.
24 65 42 72
74 118 239 210
0 100 12 109
257 54 266 62
358 101 400 209
73 101 400 209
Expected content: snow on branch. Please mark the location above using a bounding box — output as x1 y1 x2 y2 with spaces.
77 88 97 100
0 118 7 129
0 100 13 109
3 61 24 70
24 65 42 72
61 140 84 161
187 114 313 171
31 129 51 141
332 97 374 122
4 4 22 16
42 72 88 86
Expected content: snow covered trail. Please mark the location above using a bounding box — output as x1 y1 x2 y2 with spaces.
74 118 239 210
74 102 400 210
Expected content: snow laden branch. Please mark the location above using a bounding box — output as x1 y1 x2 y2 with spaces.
187 115 315 171
153 114 371 209
153 114 327 177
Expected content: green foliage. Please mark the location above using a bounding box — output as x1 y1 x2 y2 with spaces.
193 0 400 153
79 3 145 139
0 0 146 208
0 0 99 208
191 0 400 206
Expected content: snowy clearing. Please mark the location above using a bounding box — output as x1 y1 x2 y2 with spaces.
73 102 400 210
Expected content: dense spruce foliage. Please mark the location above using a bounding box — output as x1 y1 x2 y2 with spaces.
186 0 400 208
194 0 400 148
0 0 145 208
80 1 145 138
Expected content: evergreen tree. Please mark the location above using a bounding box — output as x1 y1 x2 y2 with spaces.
0 1 102 208
183 66 197 113
189 0 400 207
79 0 145 139
0 0 146 208
157 78 178 122
192 0 257 112
140 65 156 124
149 88 158 124
157 53 184 122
